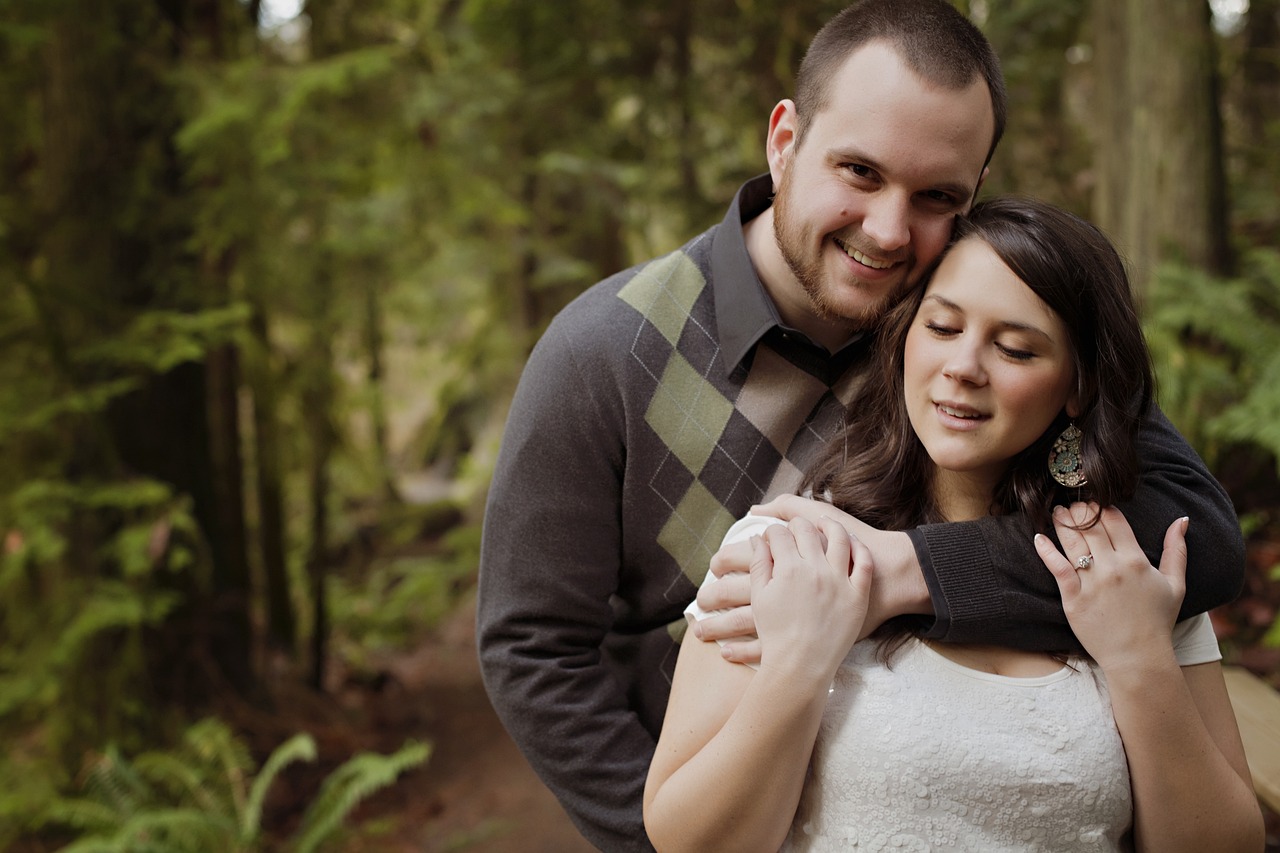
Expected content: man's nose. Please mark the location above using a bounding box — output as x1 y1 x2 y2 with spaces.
861 192 911 253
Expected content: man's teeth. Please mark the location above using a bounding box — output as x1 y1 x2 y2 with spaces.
939 405 980 419
844 245 892 270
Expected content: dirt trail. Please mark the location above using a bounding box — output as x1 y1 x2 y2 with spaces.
372 594 597 853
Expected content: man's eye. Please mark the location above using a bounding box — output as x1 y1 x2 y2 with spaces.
846 164 872 178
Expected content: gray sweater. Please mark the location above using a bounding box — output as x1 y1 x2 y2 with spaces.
476 176 1244 852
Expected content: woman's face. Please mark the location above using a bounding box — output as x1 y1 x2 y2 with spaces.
904 238 1078 505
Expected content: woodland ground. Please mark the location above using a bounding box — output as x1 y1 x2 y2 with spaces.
249 526 1280 852
246 589 593 853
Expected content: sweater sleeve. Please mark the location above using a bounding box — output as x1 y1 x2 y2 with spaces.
914 405 1245 651
476 314 656 853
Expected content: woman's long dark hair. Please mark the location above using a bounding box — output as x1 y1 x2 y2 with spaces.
806 196 1155 537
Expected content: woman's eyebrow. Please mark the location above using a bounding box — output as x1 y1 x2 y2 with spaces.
921 293 1055 341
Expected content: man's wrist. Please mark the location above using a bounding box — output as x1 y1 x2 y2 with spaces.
881 530 931 617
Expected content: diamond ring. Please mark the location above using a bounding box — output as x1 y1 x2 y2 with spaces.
1075 554 1094 569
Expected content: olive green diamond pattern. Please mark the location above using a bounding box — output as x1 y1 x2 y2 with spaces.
617 251 706 346
646 352 735 475
658 479 738 585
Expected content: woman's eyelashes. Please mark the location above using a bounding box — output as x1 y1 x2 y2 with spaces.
922 320 1039 361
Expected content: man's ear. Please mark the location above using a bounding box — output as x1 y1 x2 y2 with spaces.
766 100 799 189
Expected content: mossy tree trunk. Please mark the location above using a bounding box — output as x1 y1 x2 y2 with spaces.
1091 0 1232 296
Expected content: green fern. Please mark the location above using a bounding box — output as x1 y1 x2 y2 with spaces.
37 720 431 852
1145 250 1280 468
132 751 222 813
38 797 119 833
82 746 151 821
292 740 431 853
240 732 318 843
59 807 236 853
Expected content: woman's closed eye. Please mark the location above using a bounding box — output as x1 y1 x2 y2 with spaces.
995 342 1036 361
924 322 959 337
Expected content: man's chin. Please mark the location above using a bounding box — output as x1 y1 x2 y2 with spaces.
817 282 898 327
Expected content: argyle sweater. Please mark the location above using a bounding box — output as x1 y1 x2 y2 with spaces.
476 179 1245 853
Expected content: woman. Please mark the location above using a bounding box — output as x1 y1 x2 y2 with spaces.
643 198 1262 851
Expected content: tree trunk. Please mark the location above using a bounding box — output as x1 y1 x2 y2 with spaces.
41 0 256 703
1090 0 1232 295
1243 0 1280 149
1240 0 1280 243
303 262 338 692
248 305 297 654
363 272 401 504
203 339 255 693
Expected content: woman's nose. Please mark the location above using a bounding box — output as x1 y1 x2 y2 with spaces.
942 342 987 385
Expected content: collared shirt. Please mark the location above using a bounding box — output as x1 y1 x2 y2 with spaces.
712 173 867 384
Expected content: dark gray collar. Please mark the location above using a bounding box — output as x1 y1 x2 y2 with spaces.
710 174 865 377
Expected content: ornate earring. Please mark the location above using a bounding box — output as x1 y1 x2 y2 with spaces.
1048 422 1087 487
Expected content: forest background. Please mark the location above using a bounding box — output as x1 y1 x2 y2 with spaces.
2 0 1280 850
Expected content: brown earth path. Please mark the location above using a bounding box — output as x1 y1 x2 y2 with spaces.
360 592 598 853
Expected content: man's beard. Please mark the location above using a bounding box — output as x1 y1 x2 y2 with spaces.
771 176 907 330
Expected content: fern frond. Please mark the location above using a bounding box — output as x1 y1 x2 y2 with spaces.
291 741 430 853
83 745 154 817
53 838 128 853
133 751 221 812
61 807 238 853
38 796 121 832
181 717 254 814
240 732 318 843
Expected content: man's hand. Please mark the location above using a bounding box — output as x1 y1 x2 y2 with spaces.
753 496 930 634
694 497 933 664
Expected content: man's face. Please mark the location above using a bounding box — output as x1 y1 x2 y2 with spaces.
770 41 995 328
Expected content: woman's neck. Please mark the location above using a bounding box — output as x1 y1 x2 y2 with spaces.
931 469 1000 522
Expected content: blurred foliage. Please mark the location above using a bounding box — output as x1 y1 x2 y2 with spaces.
1146 250 1280 469
0 0 1278 846
330 523 480 665
9 717 427 852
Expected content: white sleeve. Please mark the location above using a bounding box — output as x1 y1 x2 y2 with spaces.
1171 611 1222 666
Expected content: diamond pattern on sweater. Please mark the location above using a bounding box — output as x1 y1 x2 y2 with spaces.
645 352 735 475
618 247 861 593
658 479 738 586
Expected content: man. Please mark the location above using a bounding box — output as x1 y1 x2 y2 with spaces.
477 2 1244 850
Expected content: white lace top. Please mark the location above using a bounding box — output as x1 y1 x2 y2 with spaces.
686 515 1223 852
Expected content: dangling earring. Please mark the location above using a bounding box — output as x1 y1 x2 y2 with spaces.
1048 422 1087 487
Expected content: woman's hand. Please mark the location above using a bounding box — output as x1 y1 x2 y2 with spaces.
749 516 874 686
1034 502 1188 673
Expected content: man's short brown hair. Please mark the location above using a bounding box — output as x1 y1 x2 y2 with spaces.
794 0 1007 167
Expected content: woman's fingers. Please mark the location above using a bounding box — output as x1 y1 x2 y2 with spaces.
1096 505 1139 552
782 516 845 573
1063 501 1111 554
748 534 774 592
1159 516 1190 589
1051 505 1089 557
1035 532 1079 598
846 528 874 597
818 517 852 575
